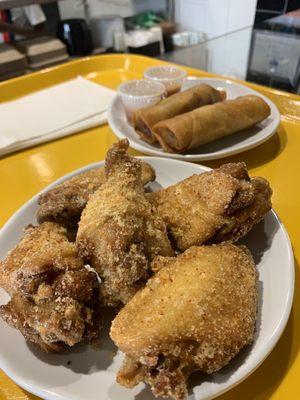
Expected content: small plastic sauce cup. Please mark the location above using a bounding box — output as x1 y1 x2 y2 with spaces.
118 79 165 124
144 66 187 97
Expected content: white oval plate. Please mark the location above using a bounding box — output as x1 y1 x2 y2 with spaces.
0 158 294 400
108 78 280 161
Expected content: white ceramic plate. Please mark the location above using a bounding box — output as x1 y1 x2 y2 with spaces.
108 78 280 161
0 158 294 400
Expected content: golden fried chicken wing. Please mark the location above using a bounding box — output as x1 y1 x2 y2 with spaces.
76 140 173 307
150 162 272 250
110 244 258 400
0 222 101 352
37 161 155 230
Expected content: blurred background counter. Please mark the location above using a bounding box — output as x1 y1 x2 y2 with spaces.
0 0 300 93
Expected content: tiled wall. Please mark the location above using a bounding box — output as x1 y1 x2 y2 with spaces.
172 0 257 80
162 27 253 80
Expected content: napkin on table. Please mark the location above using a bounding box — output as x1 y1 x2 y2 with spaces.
0 76 115 156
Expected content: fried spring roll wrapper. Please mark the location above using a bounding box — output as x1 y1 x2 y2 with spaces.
132 84 226 144
153 95 271 153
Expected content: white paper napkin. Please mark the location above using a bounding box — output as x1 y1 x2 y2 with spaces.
0 76 115 156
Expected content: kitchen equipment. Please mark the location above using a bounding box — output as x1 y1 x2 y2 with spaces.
248 29 300 92
56 18 93 56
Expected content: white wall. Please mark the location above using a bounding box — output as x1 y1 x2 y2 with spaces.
175 0 257 39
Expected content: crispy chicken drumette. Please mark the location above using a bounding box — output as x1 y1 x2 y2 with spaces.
76 140 173 307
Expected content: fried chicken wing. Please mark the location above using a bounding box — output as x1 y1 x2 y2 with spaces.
150 162 272 250
0 222 101 352
110 244 258 400
76 139 173 307
37 161 156 231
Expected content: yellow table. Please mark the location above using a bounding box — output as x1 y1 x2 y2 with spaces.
0 54 299 400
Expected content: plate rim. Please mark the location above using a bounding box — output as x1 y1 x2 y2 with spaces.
107 77 281 161
0 157 294 400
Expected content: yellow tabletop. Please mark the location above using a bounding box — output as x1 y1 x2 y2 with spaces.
0 54 299 400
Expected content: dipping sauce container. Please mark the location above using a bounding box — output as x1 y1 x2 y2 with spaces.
118 79 165 124
144 66 187 97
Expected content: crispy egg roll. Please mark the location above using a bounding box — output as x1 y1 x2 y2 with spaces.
153 94 271 153
133 84 226 144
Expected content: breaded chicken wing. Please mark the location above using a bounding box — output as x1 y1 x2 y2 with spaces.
0 222 101 352
110 244 258 400
76 140 173 307
150 162 272 250
37 161 155 231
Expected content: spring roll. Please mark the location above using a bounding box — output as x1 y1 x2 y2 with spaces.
153 95 271 153
133 84 226 144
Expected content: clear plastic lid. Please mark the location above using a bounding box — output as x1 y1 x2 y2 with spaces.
144 66 187 83
118 79 165 99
